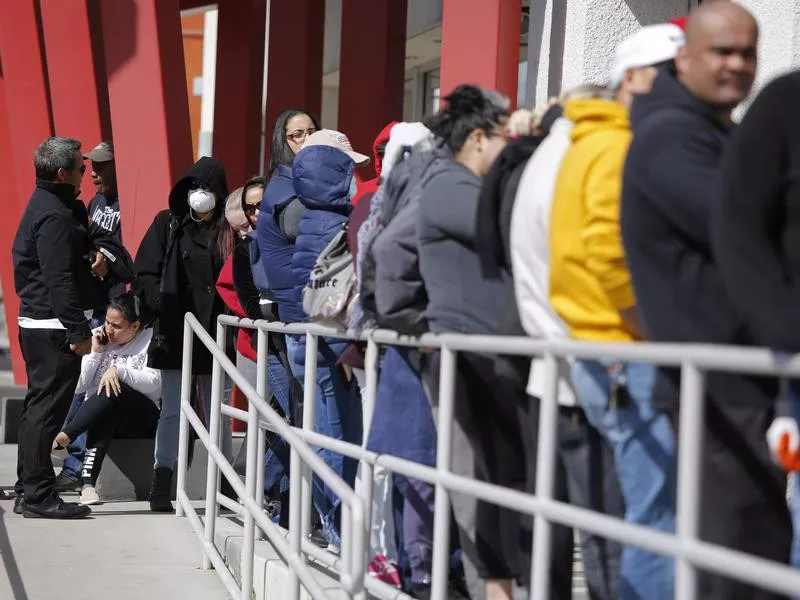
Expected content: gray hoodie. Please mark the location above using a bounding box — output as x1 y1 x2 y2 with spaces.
417 150 511 335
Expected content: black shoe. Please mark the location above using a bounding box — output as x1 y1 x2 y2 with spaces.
149 467 174 513
22 496 91 519
54 471 81 494
411 584 431 600
13 495 25 515
308 522 328 548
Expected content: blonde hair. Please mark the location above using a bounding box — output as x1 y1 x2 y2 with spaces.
224 186 249 233
561 83 616 102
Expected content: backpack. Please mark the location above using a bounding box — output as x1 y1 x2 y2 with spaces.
302 223 355 328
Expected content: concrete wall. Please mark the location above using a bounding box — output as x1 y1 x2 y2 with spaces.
526 0 800 110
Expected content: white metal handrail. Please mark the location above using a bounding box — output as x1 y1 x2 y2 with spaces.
180 313 800 600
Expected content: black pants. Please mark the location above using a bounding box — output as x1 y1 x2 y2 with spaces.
64 383 159 485
672 399 793 600
15 328 82 504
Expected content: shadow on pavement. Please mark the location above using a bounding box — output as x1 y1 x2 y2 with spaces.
0 504 28 600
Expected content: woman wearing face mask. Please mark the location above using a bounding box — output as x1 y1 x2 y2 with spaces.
134 156 231 513
53 292 160 506
288 129 367 548
418 85 567 600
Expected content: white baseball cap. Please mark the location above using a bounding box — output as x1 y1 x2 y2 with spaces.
301 129 370 166
610 24 685 89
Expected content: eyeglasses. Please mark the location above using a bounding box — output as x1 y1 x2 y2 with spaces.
243 203 259 215
286 128 317 143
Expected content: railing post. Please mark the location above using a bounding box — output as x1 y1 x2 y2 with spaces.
202 320 226 570
431 346 457 600
175 317 195 518
529 352 560 599
676 361 705 600
255 326 269 542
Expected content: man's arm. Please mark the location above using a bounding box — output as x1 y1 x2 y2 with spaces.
36 214 91 344
582 136 639 334
420 176 481 244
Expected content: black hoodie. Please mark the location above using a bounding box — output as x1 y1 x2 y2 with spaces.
133 157 229 372
621 69 776 410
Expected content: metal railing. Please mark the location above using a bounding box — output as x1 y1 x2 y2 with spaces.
177 312 800 600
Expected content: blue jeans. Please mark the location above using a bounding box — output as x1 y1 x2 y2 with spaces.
60 393 88 479
155 370 233 470
571 360 677 600
264 350 294 494
285 334 363 546
789 382 800 570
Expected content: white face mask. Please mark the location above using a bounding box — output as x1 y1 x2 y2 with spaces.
188 188 216 213
348 177 358 200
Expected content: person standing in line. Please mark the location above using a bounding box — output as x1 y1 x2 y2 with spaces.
134 156 232 513
11 137 99 519
712 70 800 572
621 4 792 598
55 140 121 494
549 23 685 600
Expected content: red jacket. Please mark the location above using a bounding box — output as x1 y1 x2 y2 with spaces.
216 255 257 362
352 121 398 205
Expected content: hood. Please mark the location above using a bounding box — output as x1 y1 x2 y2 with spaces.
292 146 355 211
372 121 398 176
168 156 229 217
381 122 436 183
629 67 726 132
564 98 629 143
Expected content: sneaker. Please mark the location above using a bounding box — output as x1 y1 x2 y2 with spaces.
79 485 101 506
368 554 401 587
13 494 25 515
54 472 81 494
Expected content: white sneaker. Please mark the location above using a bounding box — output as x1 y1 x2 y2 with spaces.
80 485 101 506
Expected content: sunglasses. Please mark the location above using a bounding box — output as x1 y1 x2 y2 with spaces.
286 128 317 143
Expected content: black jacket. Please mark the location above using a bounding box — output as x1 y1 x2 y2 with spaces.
621 69 775 409
13 180 105 343
133 157 229 373
714 72 800 354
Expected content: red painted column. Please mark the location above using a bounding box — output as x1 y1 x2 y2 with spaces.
337 0 407 179
213 0 267 187
0 0 54 384
263 0 324 173
40 0 112 200
440 0 521 108
101 0 193 253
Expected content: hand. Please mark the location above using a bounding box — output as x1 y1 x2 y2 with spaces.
91 252 108 280
766 417 800 472
530 97 560 135
70 337 92 356
507 109 534 137
91 328 108 354
98 365 122 397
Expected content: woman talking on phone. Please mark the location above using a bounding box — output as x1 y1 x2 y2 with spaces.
53 292 161 505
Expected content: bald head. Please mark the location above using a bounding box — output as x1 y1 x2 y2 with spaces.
677 1 758 117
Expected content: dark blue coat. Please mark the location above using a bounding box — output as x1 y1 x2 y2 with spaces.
256 165 304 324
291 146 355 365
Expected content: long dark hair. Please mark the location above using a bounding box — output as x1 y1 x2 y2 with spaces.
108 291 143 326
267 109 321 179
241 175 267 230
426 84 510 153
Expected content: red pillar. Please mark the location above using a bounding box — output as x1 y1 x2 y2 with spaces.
263 0 324 174
213 0 266 187
101 0 193 253
337 0 407 179
0 0 54 384
440 0 521 108
40 0 112 200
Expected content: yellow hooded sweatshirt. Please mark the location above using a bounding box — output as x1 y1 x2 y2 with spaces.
549 98 638 343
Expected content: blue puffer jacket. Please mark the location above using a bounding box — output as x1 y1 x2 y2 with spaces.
256 165 304 324
291 146 355 365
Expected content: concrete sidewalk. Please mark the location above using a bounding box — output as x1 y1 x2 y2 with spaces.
0 444 227 600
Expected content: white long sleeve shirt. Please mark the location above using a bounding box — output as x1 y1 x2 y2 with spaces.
510 118 578 406
75 327 161 402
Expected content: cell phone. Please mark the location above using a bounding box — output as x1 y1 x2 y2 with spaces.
98 329 109 345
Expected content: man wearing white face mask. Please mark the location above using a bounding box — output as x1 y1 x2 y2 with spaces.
133 156 234 513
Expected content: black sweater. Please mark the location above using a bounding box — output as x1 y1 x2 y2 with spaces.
714 71 800 353
13 180 102 343
621 69 776 410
